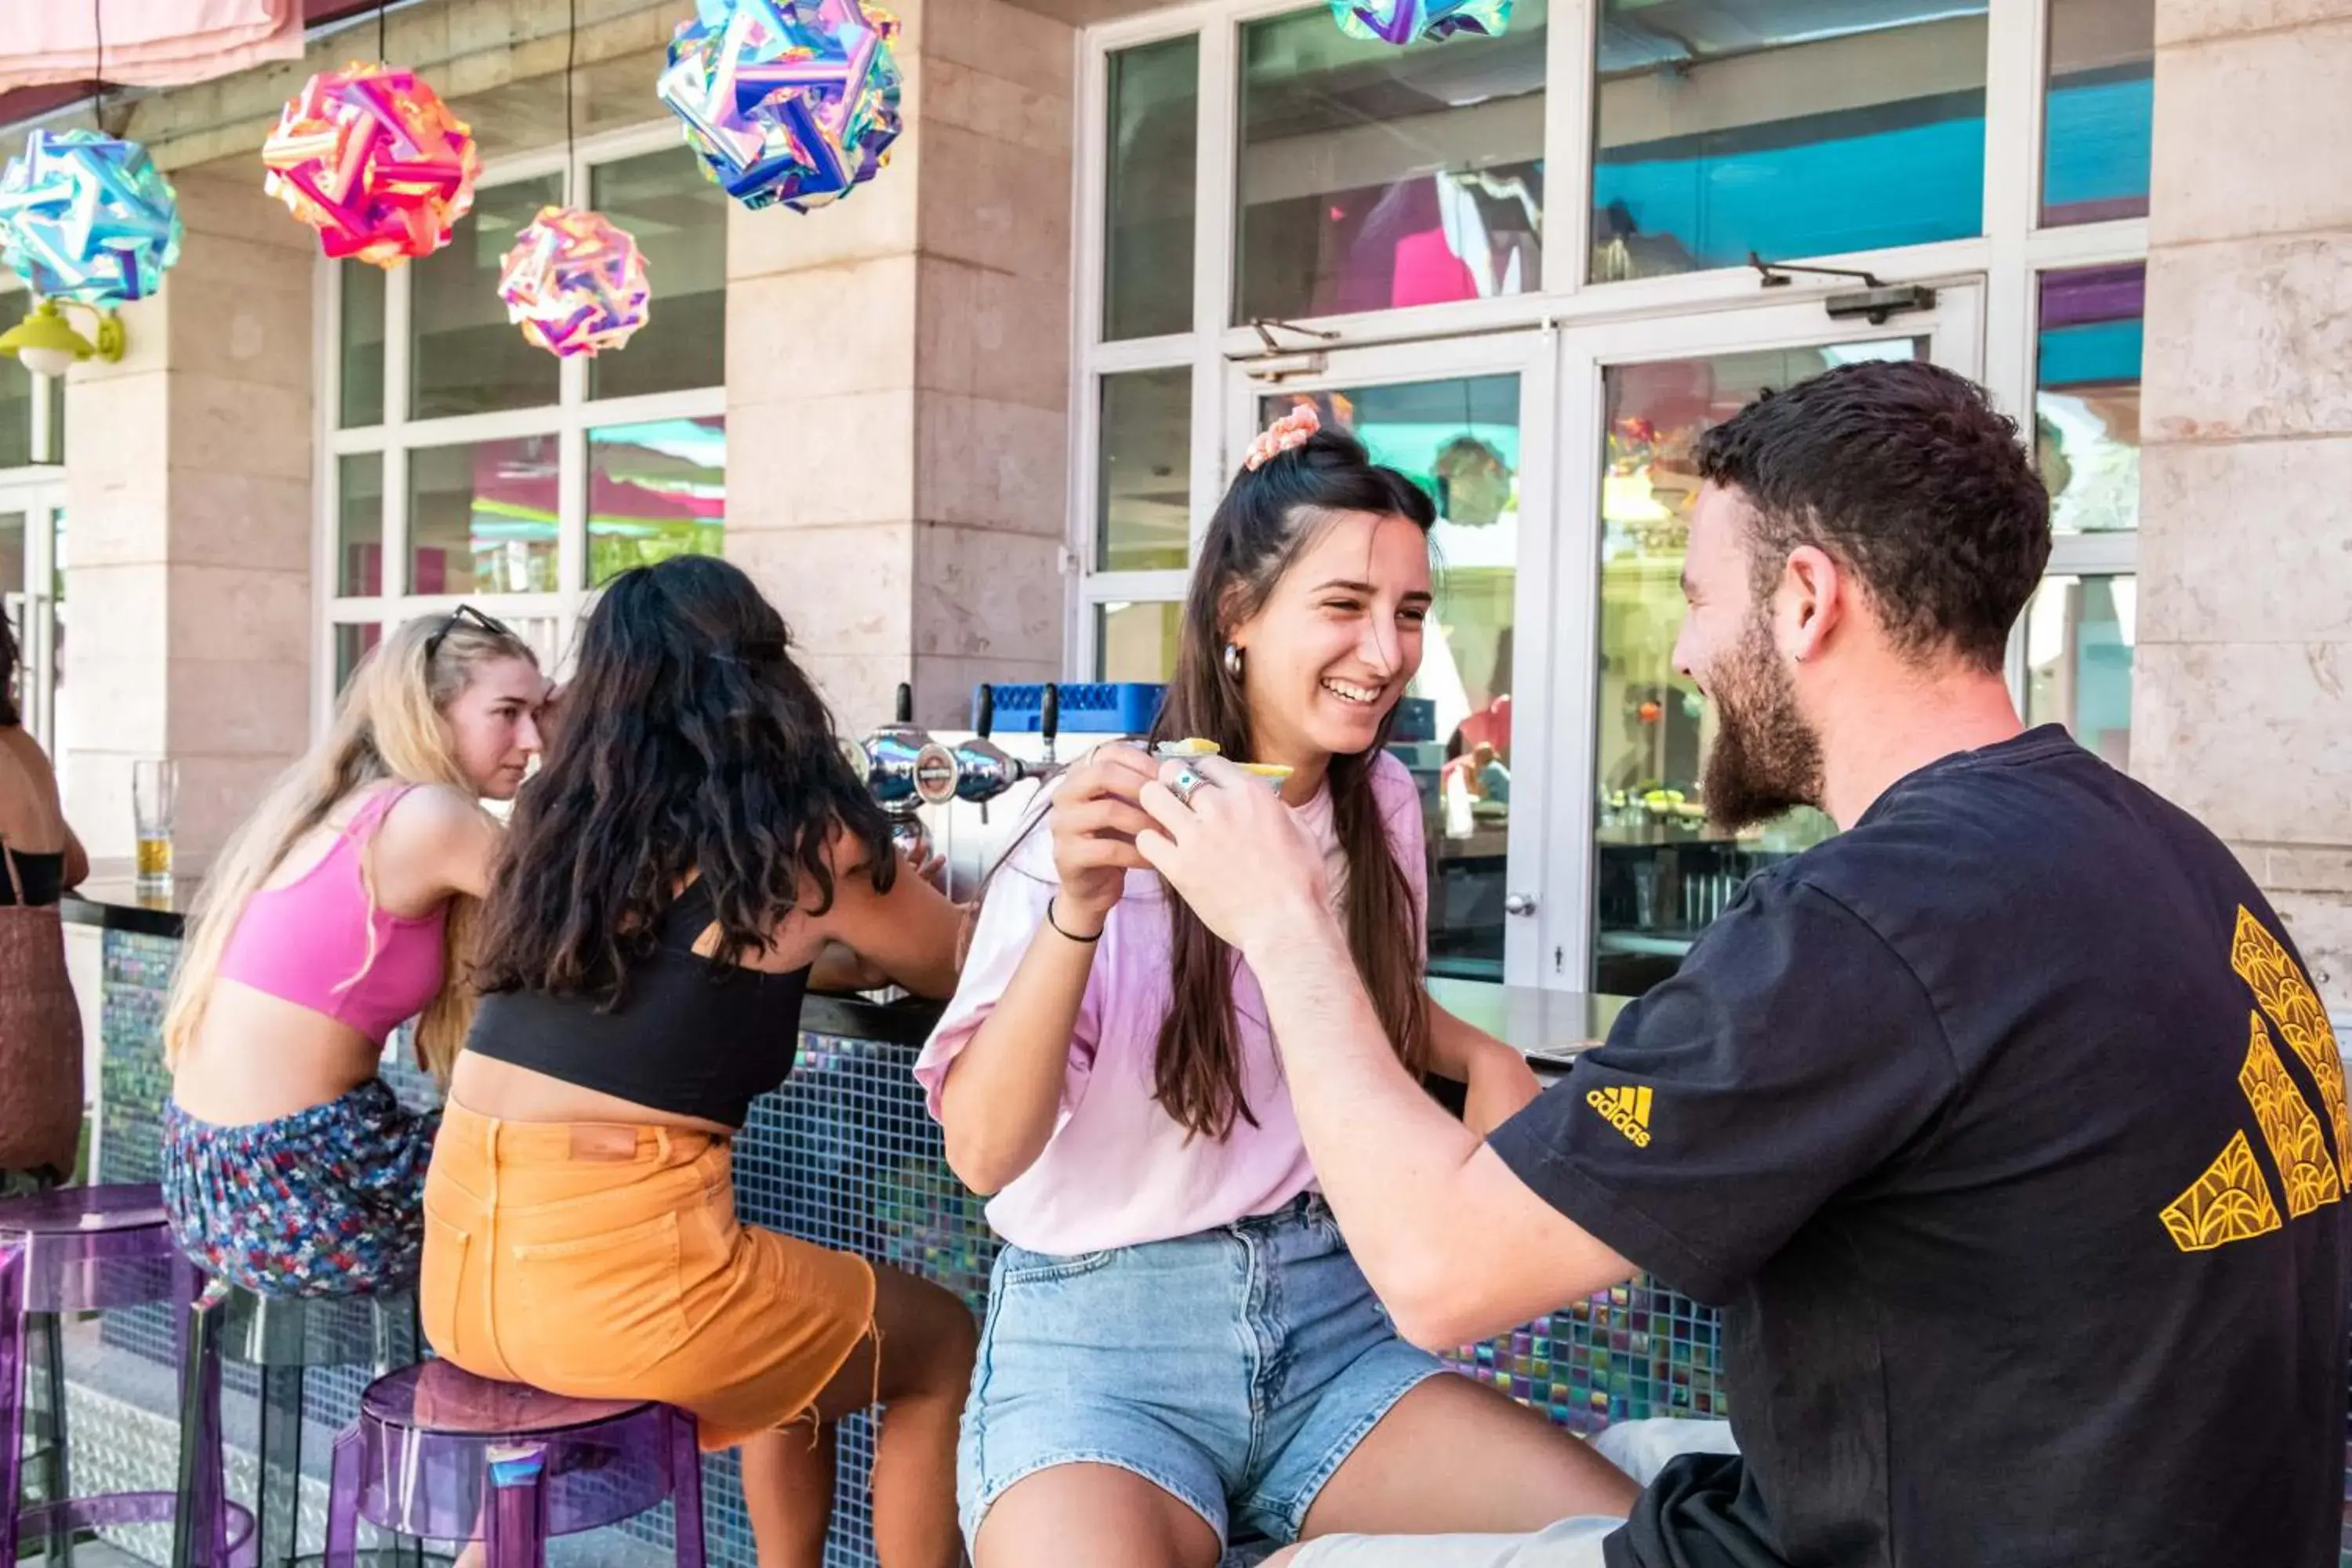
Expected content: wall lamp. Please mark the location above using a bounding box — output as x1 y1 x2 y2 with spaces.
0 297 126 378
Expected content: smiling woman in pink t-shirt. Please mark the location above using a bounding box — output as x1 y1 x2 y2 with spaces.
916 415 1637 1568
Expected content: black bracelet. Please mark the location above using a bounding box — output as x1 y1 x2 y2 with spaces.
1046 896 1104 943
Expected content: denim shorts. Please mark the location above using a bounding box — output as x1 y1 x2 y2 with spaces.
958 1193 1448 1552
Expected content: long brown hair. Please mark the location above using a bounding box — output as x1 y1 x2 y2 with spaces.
1149 426 1436 1138
473 557 894 1004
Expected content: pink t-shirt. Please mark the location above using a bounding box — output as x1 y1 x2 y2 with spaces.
915 750 1428 1255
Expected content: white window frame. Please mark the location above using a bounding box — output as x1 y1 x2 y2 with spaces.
1068 0 2151 988
314 121 727 727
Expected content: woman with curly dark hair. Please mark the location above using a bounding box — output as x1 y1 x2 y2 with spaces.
421 556 975 1568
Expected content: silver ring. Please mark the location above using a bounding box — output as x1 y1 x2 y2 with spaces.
1169 767 1206 807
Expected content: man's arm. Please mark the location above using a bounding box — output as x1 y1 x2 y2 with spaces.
1138 760 1635 1348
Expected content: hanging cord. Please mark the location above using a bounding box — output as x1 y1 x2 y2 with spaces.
379 0 389 64
91 0 107 133
565 0 579 176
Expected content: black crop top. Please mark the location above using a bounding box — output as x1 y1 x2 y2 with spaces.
466 880 812 1128
0 842 64 907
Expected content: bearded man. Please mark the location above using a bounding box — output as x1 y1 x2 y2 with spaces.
1127 360 2350 1568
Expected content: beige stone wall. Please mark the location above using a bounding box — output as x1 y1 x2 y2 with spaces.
2137 0 2352 1014
728 0 1073 731
62 169 314 868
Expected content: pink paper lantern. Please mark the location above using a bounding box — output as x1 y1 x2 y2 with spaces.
262 63 481 267
497 206 652 358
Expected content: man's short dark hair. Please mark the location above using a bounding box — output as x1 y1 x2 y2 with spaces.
1696 359 2051 673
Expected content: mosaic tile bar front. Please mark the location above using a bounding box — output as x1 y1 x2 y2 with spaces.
80 929 2352 1566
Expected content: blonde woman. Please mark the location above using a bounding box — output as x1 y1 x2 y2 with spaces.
162 607 547 1298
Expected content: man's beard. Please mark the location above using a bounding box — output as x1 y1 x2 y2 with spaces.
1700 614 1824 832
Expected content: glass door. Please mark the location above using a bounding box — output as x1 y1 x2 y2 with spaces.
0 484 64 753
1227 334 1556 984
1543 286 1985 996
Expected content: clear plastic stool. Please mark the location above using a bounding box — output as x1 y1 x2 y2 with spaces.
0 1183 256 1568
325 1361 704 1568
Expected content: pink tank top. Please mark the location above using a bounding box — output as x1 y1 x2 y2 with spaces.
216 786 450 1044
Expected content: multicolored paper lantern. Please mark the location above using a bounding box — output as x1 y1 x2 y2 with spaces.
0 129 182 306
658 0 904 212
262 63 481 266
496 206 652 358
1331 0 1509 45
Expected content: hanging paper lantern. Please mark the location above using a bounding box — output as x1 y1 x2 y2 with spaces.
658 0 904 213
0 129 183 306
496 206 652 358
261 63 481 266
1331 0 1509 45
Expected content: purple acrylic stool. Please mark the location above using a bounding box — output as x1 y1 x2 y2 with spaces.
0 1183 255 1568
326 1362 704 1568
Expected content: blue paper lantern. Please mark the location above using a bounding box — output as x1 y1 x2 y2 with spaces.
1331 0 1510 45
658 0 904 212
0 129 183 306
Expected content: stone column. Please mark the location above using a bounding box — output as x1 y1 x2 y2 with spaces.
62 165 314 869
2137 0 2352 1014
728 0 1074 733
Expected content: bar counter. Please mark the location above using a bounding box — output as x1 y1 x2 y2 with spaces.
62 884 1726 1568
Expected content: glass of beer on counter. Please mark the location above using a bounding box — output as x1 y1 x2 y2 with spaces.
132 758 177 891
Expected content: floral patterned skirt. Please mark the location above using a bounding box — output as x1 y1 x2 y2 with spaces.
162 1079 437 1298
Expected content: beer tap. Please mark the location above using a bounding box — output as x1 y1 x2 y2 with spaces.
855 681 960 866
950 684 1037 824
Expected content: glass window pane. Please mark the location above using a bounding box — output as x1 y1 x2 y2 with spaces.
411 174 563 419
589 147 728 400
339 260 387 427
336 453 385 597
1592 338 1920 996
334 622 383 695
1272 375 1520 982
2042 0 2153 226
1592 2 1987 282
2036 263 2141 535
2024 574 2134 770
1237 2 1545 323
1095 601 1183 682
408 436 560 595
1098 368 1191 572
1105 35 1198 342
0 292 33 470
589 416 726 586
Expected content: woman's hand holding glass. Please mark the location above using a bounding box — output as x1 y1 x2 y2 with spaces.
1049 744 1162 931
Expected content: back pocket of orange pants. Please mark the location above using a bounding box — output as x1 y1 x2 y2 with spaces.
506 1209 691 1384
419 1203 471 1363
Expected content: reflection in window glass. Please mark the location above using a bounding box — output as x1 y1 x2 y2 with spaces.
339 261 387 427
2025 574 2134 770
0 292 33 470
408 437 560 595
1105 36 1199 341
1095 601 1182 683
589 148 728 400
2036 263 2140 534
1592 338 1918 996
334 622 383 695
1592 1 1986 281
411 175 562 419
1272 375 1519 982
589 417 726 586
337 453 385 597
2042 0 2153 226
1098 369 1192 572
1237 1 1544 322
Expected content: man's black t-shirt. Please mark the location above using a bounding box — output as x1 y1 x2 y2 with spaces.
1490 728 2350 1568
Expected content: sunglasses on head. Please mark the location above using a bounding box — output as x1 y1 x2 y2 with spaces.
424 603 516 662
